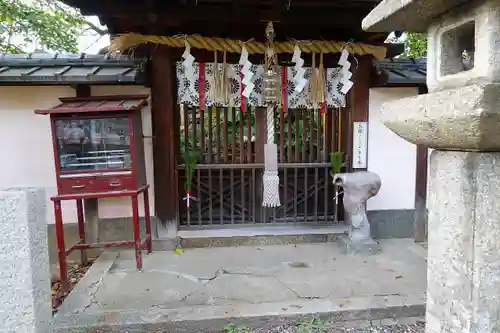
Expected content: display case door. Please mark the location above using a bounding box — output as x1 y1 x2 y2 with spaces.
54 116 133 173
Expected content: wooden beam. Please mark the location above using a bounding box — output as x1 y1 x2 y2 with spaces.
74 84 90 97
103 17 387 43
150 45 179 230
78 0 380 16
348 55 372 171
88 5 371 28
413 85 429 243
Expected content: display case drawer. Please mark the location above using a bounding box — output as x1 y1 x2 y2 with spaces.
99 176 135 192
58 175 136 195
58 177 97 194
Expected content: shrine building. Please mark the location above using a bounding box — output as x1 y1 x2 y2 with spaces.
0 0 429 264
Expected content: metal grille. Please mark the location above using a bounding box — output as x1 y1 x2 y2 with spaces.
177 105 349 227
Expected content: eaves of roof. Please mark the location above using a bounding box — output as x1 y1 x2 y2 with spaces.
0 53 146 85
375 58 427 86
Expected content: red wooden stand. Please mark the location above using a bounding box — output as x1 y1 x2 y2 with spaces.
51 185 152 293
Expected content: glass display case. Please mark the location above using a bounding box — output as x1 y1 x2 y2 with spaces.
36 95 148 195
55 118 132 172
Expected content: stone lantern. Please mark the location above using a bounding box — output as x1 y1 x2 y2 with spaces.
363 0 500 332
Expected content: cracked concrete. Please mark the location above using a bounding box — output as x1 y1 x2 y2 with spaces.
52 239 427 332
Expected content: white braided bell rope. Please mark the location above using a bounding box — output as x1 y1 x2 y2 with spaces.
266 104 275 142
262 105 281 207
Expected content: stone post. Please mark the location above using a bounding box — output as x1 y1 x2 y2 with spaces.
363 0 500 332
0 188 51 333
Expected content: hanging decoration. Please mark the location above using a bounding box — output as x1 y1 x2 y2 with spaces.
292 44 307 93
177 63 346 109
309 52 326 111
338 48 354 95
212 51 229 105
198 62 206 110
180 104 200 209
175 31 358 110
181 40 195 92
239 46 255 99
281 66 288 113
261 22 281 208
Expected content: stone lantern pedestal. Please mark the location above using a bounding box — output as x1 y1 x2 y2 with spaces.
364 0 500 332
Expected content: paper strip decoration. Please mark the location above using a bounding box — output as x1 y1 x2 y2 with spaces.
181 41 195 89
338 49 354 95
239 46 255 99
176 62 348 109
292 45 307 93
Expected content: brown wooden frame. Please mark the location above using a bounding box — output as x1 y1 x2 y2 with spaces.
413 85 429 242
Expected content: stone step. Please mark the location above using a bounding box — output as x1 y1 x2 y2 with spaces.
177 224 348 248
51 295 426 333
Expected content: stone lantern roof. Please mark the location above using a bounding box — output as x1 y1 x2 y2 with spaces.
362 0 470 32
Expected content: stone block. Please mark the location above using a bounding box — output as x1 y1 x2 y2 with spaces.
0 188 51 333
362 0 470 32
337 235 381 256
427 151 500 332
426 0 500 92
380 83 500 150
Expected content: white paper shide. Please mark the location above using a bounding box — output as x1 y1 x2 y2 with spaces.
239 46 255 98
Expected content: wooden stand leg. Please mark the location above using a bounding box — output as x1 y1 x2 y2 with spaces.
131 195 143 270
54 200 69 293
143 190 152 254
76 199 88 265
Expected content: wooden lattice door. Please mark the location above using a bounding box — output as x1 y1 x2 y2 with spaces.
177 105 349 227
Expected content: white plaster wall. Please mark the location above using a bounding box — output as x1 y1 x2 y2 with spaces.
0 85 153 224
367 87 419 211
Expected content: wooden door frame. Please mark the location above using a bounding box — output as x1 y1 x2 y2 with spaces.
413 85 428 242
150 45 180 235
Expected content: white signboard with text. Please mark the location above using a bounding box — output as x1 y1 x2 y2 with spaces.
352 122 368 169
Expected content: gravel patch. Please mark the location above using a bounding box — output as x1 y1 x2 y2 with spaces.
222 319 425 333
332 323 425 333
52 260 95 314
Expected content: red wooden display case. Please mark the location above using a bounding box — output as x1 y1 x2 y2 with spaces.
35 95 149 195
36 94 152 293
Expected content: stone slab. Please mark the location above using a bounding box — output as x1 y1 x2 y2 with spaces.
178 224 346 248
51 295 426 333
337 235 381 256
362 0 470 32
51 239 427 332
0 188 51 333
379 84 500 150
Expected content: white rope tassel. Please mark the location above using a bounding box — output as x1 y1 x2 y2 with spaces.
262 105 281 207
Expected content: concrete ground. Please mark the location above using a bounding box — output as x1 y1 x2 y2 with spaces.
52 239 427 333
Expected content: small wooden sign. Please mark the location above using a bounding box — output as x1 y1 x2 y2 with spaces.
352 122 368 169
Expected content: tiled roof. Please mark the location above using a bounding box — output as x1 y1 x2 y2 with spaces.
35 95 149 115
0 53 146 85
375 58 427 86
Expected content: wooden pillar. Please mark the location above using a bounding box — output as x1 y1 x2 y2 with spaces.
413 85 429 242
151 46 179 235
348 55 372 171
